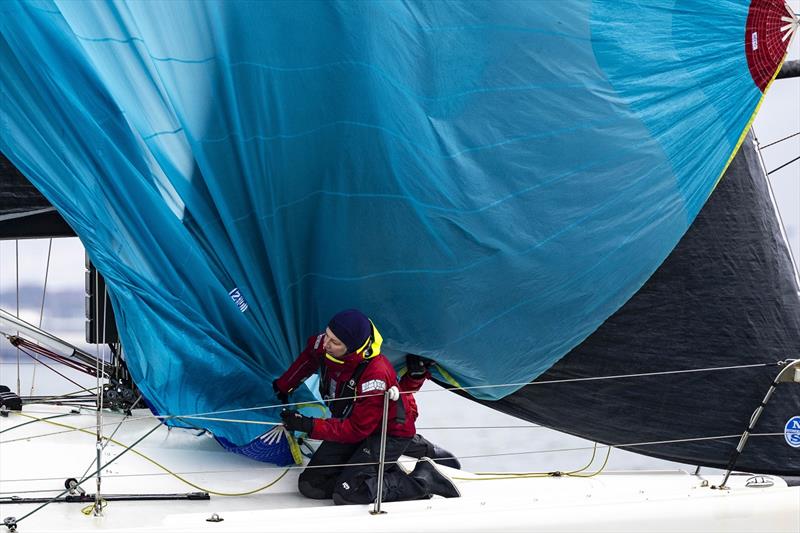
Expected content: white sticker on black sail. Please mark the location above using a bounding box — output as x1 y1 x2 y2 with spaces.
228 287 249 312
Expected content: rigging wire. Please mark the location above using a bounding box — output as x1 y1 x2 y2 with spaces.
0 361 780 445
16 345 96 396
9 413 290 499
161 361 779 420
3 413 786 468
23 386 101 402
0 359 787 452
93 266 104 515
0 360 788 503
759 130 799 149
0 414 164 445
15 239 20 396
8 422 162 528
56 361 770 423
29 238 52 397
767 155 800 175
0 412 73 435
77 395 143 482
753 127 800 287
1 412 785 503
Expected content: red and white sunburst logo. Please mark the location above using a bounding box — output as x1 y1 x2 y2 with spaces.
745 0 798 91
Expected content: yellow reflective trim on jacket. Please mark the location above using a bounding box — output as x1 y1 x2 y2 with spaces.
324 352 345 364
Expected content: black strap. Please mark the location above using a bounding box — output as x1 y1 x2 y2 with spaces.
320 356 407 424
336 358 374 419
320 357 375 418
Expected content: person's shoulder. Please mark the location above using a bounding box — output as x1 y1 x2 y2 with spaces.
360 354 397 384
303 333 326 354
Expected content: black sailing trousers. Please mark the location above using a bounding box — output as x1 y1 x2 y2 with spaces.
298 432 429 504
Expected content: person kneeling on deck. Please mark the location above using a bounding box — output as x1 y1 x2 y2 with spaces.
274 309 460 505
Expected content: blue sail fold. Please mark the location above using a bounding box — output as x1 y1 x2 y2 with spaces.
0 0 780 446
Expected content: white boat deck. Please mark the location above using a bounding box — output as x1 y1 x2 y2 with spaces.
1 405 798 532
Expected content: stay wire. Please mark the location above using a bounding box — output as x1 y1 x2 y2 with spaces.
0 412 73 435
9 413 290 499
158 361 778 421
15 239 20 396
754 127 800 287
0 361 779 442
6 413 785 477
2 421 782 501
767 155 800 175
29 238 52 397
94 266 103 513
16 346 96 396
0 359 783 448
10 422 162 527
759 130 799 149
77 395 143 482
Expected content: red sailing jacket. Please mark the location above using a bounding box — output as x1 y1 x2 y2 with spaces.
275 333 425 444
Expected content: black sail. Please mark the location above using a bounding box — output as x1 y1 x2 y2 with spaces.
0 152 74 239
447 132 800 475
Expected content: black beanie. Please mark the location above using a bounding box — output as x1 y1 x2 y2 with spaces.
327 309 372 353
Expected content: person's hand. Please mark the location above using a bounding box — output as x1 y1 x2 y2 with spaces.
406 354 434 379
272 380 289 405
281 409 315 434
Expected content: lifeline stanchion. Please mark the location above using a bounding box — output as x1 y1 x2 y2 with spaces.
716 358 800 490
370 390 391 516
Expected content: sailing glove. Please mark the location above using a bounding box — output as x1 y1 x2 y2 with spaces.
272 379 289 406
406 354 434 379
281 409 315 434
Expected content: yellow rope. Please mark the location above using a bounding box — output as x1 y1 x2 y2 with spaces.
16 413 291 497
80 498 106 515
452 442 611 481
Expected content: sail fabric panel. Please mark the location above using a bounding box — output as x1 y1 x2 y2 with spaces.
0 152 74 239
0 1 790 446
463 133 800 475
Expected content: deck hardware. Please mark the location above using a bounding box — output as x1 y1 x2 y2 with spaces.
206 513 223 522
745 475 774 488
715 359 799 489
64 478 86 496
369 390 391 516
2 517 17 532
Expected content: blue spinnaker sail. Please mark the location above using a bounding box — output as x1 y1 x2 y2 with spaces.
0 0 791 446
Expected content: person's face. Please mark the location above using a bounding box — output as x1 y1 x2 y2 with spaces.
323 327 348 358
